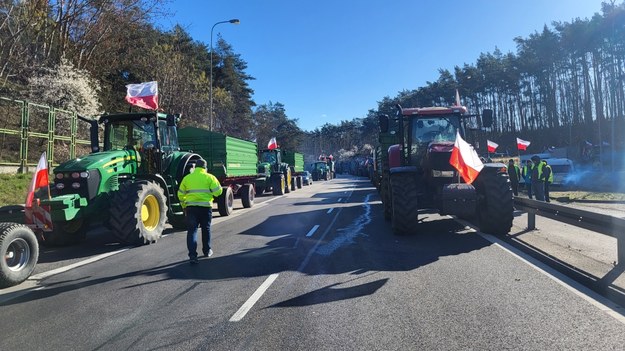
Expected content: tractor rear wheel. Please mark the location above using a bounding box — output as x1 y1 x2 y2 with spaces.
0 223 39 288
474 170 514 236
381 175 391 222
272 174 285 196
390 171 419 235
110 181 168 245
241 183 255 208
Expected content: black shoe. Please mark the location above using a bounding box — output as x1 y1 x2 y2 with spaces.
190 257 199 264
203 249 213 258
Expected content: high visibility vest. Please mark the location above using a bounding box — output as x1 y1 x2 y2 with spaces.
535 161 544 181
178 167 223 208
543 164 554 183
522 165 532 180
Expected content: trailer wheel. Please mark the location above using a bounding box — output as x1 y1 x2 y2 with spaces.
0 223 39 288
241 183 255 208
296 176 303 189
110 180 168 245
41 218 88 247
474 170 513 236
272 174 285 196
217 186 234 216
390 171 419 235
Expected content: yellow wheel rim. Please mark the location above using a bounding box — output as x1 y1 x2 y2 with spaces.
141 194 160 230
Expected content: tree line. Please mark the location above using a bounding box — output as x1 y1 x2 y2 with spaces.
1 1 623 167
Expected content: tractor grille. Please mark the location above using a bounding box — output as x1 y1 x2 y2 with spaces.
428 151 454 171
53 169 101 201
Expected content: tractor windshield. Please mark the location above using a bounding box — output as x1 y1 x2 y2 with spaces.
412 116 460 144
106 120 156 151
260 150 276 164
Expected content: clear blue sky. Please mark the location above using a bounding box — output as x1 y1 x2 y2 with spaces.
160 0 605 131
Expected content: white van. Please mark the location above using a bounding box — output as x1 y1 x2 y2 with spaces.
518 157 575 186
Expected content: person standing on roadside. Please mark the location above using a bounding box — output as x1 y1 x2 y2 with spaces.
542 160 553 202
178 159 223 264
522 160 533 199
531 155 545 201
507 159 521 196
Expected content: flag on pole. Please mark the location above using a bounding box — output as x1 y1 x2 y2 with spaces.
516 137 531 151
487 140 498 153
454 89 461 106
449 132 484 184
267 137 278 150
24 152 53 230
125 81 159 110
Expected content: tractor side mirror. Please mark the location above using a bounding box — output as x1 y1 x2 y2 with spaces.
379 114 389 133
482 109 493 128
166 114 180 127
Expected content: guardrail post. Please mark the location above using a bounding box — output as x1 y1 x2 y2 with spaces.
618 233 625 265
527 210 536 230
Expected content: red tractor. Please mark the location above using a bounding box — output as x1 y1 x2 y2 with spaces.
378 104 513 235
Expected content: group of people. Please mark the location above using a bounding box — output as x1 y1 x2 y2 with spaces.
507 156 553 202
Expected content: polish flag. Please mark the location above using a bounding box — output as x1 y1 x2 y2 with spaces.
125 81 159 110
487 140 498 153
449 132 484 184
516 137 531 151
267 137 278 150
25 152 53 230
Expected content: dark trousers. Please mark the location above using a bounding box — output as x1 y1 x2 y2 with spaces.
185 206 213 259
544 181 551 202
526 181 532 199
510 180 519 196
532 181 545 201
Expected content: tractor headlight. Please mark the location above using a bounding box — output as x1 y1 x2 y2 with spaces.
432 170 455 177
56 173 64 180
56 183 65 189
71 172 80 179
71 182 81 189
80 171 89 178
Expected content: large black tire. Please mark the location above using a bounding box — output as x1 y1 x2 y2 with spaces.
296 176 303 189
41 218 88 247
272 174 285 195
474 170 514 236
0 223 39 288
217 186 234 216
109 181 168 245
390 171 419 235
241 183 255 208
381 175 391 221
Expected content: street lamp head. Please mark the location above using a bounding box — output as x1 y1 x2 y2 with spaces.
230 19 240 24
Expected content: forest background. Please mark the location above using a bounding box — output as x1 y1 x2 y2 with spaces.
0 0 623 168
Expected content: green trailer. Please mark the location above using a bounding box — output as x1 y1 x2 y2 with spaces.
283 151 305 189
178 127 259 216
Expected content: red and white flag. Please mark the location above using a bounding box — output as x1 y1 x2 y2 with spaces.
267 137 278 150
449 132 484 184
125 81 159 110
516 137 531 151
24 152 53 230
487 140 498 153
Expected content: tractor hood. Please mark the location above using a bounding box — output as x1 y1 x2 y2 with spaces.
54 150 139 173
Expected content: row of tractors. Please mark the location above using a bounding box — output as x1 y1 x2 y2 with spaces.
0 111 316 288
371 104 514 236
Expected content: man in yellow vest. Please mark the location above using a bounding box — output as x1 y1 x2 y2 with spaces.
507 159 521 196
178 159 223 264
542 160 553 202
531 155 545 201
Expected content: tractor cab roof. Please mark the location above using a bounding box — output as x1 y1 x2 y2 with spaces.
98 112 170 124
401 106 468 116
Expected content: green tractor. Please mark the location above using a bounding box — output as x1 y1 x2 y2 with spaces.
41 112 200 246
256 148 292 196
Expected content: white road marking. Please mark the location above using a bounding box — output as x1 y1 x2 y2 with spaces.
337 198 342 202
327 208 334 214
306 225 320 237
452 216 625 325
30 249 130 280
229 273 279 322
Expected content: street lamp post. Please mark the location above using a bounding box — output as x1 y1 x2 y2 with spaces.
209 18 240 131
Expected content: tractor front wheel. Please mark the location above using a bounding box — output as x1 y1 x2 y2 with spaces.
110 181 168 245
41 218 88 247
390 171 419 235
474 170 514 236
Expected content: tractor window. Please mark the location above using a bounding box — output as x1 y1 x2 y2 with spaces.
107 120 156 151
158 120 180 152
261 151 276 163
412 116 459 144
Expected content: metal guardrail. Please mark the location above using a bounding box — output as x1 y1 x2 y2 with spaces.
514 197 625 264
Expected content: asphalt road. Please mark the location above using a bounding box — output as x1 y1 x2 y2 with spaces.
2 176 625 350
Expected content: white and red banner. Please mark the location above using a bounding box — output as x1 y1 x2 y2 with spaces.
516 137 531 151
125 81 159 110
487 140 498 153
24 152 53 231
267 137 278 150
449 132 484 184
